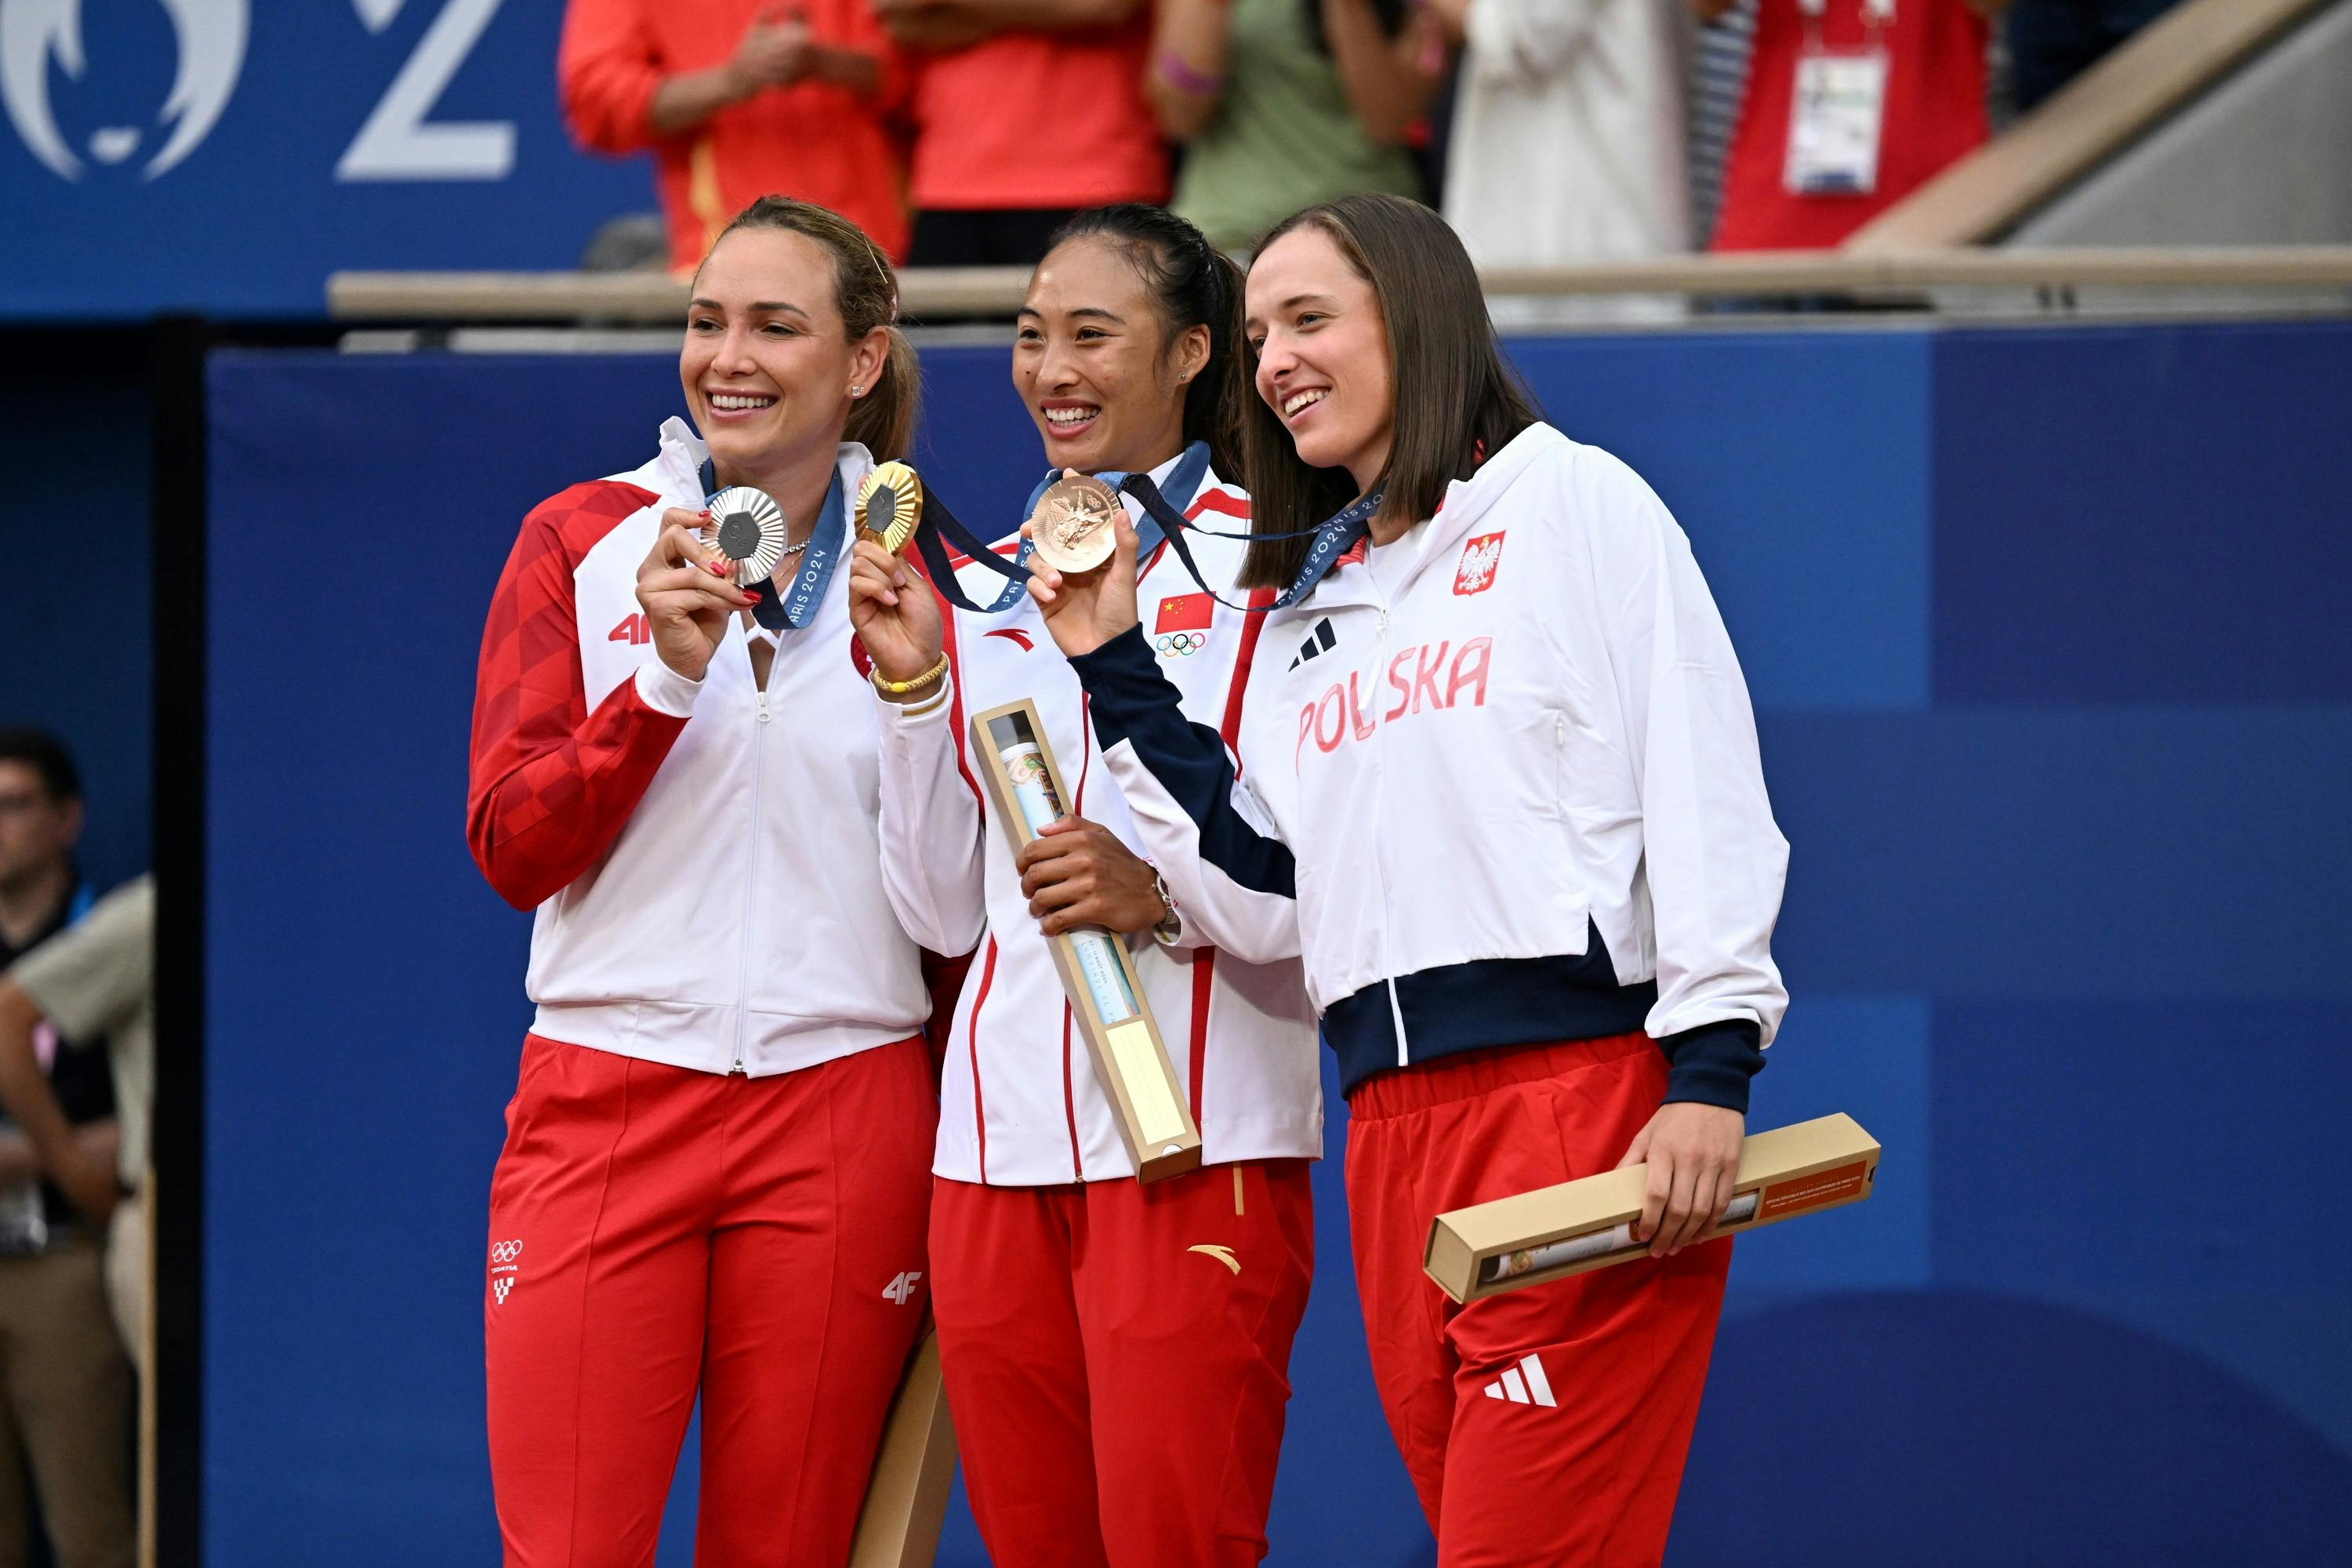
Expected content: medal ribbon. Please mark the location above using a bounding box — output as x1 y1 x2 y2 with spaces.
1117 476 1383 613
702 461 848 632
908 441 1214 615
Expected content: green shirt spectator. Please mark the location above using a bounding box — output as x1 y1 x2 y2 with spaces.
1153 0 1439 252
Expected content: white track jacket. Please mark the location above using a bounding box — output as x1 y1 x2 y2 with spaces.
873 455 1322 1185
468 420 931 1077
1069 423 1788 1108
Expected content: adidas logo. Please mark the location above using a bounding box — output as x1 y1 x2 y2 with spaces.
1481 1353 1557 1407
1289 617 1338 670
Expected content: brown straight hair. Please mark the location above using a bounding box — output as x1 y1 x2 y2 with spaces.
1237 194 1542 590
699 195 921 460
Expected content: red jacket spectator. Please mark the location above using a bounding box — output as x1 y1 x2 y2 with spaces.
1708 0 1991 251
876 0 1168 265
560 0 910 269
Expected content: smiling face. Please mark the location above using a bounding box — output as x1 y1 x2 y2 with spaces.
681 227 885 484
1014 237 1207 477
1245 225 1395 495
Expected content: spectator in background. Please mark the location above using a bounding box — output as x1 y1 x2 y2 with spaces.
1431 0 1693 318
2007 0 2182 113
1151 0 1444 253
560 0 908 270
877 0 1167 267
0 731 132 1568
1703 0 2009 252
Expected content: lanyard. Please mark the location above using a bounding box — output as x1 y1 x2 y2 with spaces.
1121 474 1385 613
699 462 848 631
913 441 1214 615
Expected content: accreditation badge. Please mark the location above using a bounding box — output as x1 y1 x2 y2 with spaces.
1784 47 1888 195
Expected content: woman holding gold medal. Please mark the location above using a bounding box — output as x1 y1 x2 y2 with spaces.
1029 193 1791 1567
845 205 1322 1568
466 196 939 1566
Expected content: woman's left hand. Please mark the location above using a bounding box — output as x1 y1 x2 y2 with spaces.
1614 1102 1744 1258
1017 817 1166 935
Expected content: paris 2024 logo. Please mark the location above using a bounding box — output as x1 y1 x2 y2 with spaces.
1 0 513 183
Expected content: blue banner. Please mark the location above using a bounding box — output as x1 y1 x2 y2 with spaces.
1 0 644 318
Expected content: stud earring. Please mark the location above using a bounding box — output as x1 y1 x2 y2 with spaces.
850 384 864 397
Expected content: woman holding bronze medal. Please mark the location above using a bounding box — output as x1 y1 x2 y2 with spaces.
845 205 1322 1568
466 197 938 1566
1030 192 1791 1567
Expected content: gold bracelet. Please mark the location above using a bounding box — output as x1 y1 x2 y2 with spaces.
870 652 950 695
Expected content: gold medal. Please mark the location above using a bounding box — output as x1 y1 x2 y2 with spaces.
1027 474 1123 576
855 461 923 556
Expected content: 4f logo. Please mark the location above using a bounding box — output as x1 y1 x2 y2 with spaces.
1454 532 1504 597
608 613 652 646
881 1270 922 1306
488 1238 523 1305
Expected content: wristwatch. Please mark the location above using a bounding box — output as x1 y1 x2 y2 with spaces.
1150 869 1183 946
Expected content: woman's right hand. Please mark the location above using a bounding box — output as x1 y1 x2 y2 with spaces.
1026 509 1142 659
846 539 944 699
637 509 755 683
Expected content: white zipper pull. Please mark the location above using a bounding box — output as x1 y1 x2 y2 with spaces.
756 689 771 724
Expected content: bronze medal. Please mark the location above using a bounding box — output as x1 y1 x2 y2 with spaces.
855 460 924 556
1027 474 1123 575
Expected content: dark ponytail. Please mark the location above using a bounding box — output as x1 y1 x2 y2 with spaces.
700 195 921 460
1042 205 1247 478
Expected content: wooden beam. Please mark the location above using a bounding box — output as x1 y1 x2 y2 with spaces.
1846 0 2334 252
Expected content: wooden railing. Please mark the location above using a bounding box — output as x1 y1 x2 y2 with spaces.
327 247 2352 325
1846 0 2337 252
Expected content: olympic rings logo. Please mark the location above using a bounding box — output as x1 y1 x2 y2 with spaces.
488 1240 524 1264
1156 632 1210 658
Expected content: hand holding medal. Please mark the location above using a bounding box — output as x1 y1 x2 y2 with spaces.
844 460 947 700
1023 470 1143 659
637 506 758 682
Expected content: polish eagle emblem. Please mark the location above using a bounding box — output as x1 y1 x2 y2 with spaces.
1454 532 1505 596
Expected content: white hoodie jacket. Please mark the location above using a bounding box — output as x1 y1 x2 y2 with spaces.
1069 423 1788 1106
467 420 932 1077
872 454 1322 1184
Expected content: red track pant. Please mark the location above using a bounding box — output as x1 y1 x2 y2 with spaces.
1345 1033 1732 1568
928 1160 1315 1568
485 1033 935 1568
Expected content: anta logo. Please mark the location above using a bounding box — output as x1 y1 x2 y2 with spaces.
1295 637 1493 770
984 629 1033 651
1455 532 1505 596
881 1270 922 1305
1186 1244 1240 1275
608 612 652 646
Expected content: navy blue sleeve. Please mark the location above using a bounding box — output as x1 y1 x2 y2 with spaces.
1069 626 1296 899
1658 1019 1766 1114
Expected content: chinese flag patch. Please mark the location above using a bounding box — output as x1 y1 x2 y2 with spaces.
1155 593 1214 633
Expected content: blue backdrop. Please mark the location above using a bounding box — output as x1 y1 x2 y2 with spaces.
201 320 2352 1565
2 0 645 319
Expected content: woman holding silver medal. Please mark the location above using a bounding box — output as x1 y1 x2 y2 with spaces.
1028 192 1791 1567
466 196 939 1566
845 205 1322 1568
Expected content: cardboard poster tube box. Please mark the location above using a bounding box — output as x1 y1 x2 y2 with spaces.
1425 1112 1881 1304
848 1332 957 1568
970 699 1205 1183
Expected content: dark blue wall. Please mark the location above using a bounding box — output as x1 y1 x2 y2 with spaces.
0 340 152 898
201 321 2352 1566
